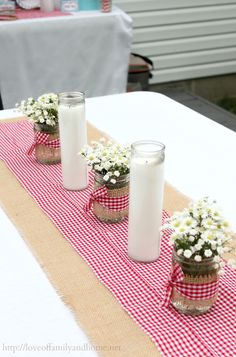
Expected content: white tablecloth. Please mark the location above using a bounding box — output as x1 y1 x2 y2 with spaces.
0 8 132 109
1 92 236 356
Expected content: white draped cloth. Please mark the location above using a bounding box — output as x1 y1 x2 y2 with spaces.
0 8 132 108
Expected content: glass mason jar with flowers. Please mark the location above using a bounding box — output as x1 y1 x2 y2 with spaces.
81 139 130 223
17 93 60 165
162 197 233 315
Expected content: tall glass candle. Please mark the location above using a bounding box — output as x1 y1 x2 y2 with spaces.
128 140 165 262
58 92 88 190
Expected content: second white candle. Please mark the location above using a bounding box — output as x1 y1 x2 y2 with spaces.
128 141 165 263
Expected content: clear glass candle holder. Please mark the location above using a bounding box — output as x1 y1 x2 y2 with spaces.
128 140 165 262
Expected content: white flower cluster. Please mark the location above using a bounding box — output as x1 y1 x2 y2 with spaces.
16 93 58 127
162 197 234 268
80 139 130 184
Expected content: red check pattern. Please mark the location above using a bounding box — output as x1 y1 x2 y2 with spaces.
101 0 111 12
27 131 60 155
0 120 236 357
162 264 219 307
16 8 70 20
85 185 129 212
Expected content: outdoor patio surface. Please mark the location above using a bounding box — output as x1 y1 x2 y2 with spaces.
161 89 236 132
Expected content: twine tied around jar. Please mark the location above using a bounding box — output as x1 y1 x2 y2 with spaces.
162 263 219 307
85 185 129 212
27 131 60 155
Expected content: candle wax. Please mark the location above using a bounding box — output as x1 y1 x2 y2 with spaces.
128 156 164 262
59 103 88 190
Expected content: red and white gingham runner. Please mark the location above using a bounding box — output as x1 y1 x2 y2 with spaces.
0 120 236 357
162 263 219 307
15 8 70 20
27 131 60 155
85 185 129 212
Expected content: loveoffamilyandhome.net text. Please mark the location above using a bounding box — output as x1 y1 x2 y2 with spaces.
1 342 121 354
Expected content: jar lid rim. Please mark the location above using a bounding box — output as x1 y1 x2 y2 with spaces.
131 140 165 154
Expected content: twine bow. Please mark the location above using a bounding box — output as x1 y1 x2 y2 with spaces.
85 185 129 212
162 263 219 307
28 131 60 155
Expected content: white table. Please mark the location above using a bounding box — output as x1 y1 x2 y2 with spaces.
0 7 132 109
87 92 236 230
1 92 236 356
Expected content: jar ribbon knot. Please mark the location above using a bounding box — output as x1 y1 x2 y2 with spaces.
162 263 219 307
85 185 129 212
28 131 60 155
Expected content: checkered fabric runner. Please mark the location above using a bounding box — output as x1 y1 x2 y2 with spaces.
15 8 70 20
0 120 236 357
85 185 129 212
27 131 60 155
162 264 220 307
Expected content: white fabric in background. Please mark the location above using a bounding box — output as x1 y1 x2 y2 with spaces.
0 8 132 108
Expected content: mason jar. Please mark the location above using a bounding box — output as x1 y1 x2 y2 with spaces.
93 171 129 223
34 123 60 165
171 251 220 315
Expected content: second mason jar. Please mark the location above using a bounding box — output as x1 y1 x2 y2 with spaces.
93 171 129 223
58 92 88 191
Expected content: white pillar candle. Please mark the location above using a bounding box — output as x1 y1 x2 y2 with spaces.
40 0 54 12
128 141 165 262
58 92 88 191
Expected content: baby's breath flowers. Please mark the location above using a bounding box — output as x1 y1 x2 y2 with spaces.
16 93 58 127
162 197 234 270
80 139 131 184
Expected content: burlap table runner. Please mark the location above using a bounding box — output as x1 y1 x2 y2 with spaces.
0 118 234 356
